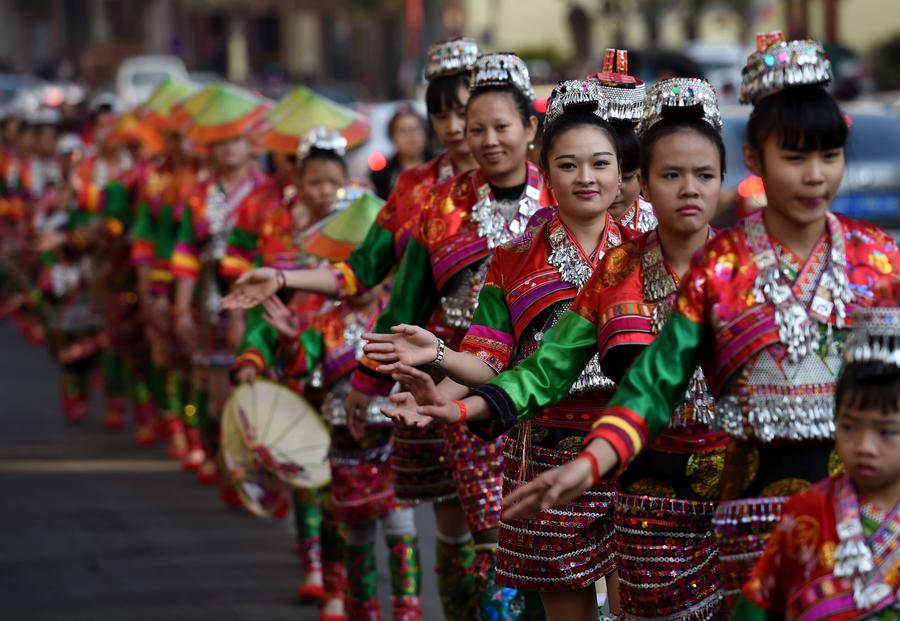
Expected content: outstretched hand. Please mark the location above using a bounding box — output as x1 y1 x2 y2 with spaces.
384 363 463 424
363 324 440 368
501 440 618 521
260 296 299 339
221 268 279 310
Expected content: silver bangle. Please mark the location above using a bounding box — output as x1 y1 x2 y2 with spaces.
430 338 445 367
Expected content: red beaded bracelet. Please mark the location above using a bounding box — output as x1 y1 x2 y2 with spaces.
577 450 601 486
452 400 467 424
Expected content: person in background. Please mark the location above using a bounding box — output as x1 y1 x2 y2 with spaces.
370 104 430 199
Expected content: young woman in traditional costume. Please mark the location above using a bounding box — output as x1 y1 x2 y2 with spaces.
499 32 900 614
231 128 349 609
246 191 423 621
224 39 485 621
733 279 900 620
170 84 274 484
372 78 633 620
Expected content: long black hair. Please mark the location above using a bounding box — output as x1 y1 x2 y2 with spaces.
610 120 640 174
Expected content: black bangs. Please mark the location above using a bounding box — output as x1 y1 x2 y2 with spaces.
610 120 640 173
297 147 348 176
836 363 900 416
639 116 726 179
748 85 847 153
425 74 469 116
539 110 620 173
467 84 533 126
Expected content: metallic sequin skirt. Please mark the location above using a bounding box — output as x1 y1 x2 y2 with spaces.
390 423 456 503
443 423 504 535
329 428 396 524
496 438 616 591
712 496 785 613
616 493 721 620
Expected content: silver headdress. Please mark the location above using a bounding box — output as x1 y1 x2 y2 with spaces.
470 53 535 103
543 79 609 130
297 126 348 160
740 31 832 105
587 48 646 125
425 37 480 81
636 77 722 136
843 279 900 372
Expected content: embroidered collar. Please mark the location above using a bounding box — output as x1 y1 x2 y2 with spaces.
437 153 455 182
547 212 617 289
470 161 542 249
745 210 854 363
620 197 657 233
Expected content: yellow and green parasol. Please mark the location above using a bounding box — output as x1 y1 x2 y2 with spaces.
136 78 198 131
303 187 384 261
172 82 272 145
258 86 370 154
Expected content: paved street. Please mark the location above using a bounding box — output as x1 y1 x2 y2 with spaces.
0 321 442 620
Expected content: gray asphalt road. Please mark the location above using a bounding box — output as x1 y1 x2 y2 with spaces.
0 321 443 620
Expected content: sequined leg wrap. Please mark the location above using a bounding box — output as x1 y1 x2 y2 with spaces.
387 534 422 621
443 424 504 535
391 423 457 502
345 541 381 621
293 488 325 572
712 496 786 615
436 533 478 621
615 493 721 620
474 544 530 621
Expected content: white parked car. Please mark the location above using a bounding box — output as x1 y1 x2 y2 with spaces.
116 55 189 107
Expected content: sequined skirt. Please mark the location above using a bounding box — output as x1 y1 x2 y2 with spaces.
443 423 504 535
616 493 721 620
329 427 395 524
497 437 616 591
712 495 785 613
390 423 456 503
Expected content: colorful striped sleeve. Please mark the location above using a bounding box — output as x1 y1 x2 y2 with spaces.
170 207 200 280
131 200 156 266
328 220 397 298
460 266 513 375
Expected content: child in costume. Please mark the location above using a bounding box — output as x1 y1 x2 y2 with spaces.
499 32 900 615
255 191 423 621
734 279 900 620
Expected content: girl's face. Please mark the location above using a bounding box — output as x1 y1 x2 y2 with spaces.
391 113 428 161
609 168 641 221
430 86 470 161
466 92 537 184
641 128 721 238
544 125 619 224
298 158 346 216
210 135 251 170
744 134 844 228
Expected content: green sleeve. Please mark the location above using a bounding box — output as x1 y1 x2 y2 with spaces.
155 204 177 261
133 201 154 243
237 306 279 365
103 180 132 230
605 312 705 438
345 222 398 290
482 310 598 423
175 207 195 246
281 327 326 381
372 236 440 333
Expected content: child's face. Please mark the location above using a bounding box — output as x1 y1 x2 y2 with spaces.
298 159 345 217
746 134 844 228
836 403 900 497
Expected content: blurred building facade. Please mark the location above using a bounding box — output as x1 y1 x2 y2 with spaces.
0 0 897 98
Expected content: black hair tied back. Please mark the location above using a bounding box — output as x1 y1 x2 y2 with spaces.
425 74 471 116
639 108 727 180
539 107 621 173
466 84 533 127
747 84 847 154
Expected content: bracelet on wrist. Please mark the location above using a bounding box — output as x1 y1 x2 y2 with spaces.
429 338 445 367
452 400 467 425
577 450 601 487
275 269 286 291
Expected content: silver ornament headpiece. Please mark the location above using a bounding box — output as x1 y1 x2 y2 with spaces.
543 79 609 130
470 53 535 103
297 126 348 160
636 77 722 136
425 37 480 81
740 31 832 105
